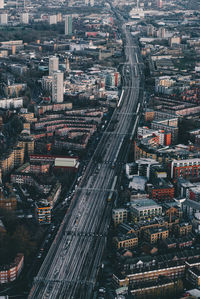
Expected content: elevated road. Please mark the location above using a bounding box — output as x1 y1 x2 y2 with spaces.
28 11 143 299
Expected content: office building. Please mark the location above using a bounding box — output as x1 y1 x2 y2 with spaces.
65 15 72 35
52 71 64 103
49 56 59 76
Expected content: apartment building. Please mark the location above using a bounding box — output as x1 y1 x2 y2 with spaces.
114 233 138 249
18 138 34 156
130 199 162 221
49 56 59 76
186 267 200 287
0 97 23 109
41 76 53 92
112 208 128 227
151 119 178 144
144 227 169 244
0 184 17 210
35 201 51 224
113 261 185 287
113 249 200 288
48 15 57 25
65 15 72 35
52 71 64 103
171 158 200 180
20 13 29 24
149 178 174 202
0 147 24 175
176 222 192 236
37 102 72 115
0 254 24 284
0 13 8 25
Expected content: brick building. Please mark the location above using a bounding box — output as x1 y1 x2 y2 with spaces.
144 227 169 244
149 178 174 202
175 222 192 236
113 233 138 249
112 209 128 227
171 158 200 180
0 253 24 284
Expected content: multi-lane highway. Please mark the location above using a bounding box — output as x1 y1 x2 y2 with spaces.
28 12 143 299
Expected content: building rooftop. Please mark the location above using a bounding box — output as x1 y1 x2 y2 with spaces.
130 198 162 210
148 226 168 234
189 267 200 277
116 233 138 242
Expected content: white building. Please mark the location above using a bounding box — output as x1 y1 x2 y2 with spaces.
0 97 23 109
0 13 7 25
49 56 59 76
52 71 64 103
0 0 4 9
20 13 29 24
48 15 57 25
130 198 162 220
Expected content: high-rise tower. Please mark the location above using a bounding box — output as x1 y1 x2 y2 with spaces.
49 56 59 76
65 15 72 35
52 71 64 103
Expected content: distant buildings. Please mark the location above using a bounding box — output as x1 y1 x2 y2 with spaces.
112 208 128 227
144 226 169 243
0 253 24 284
157 0 162 8
130 198 162 221
169 36 181 47
35 201 51 224
48 15 57 25
148 178 174 202
0 184 17 210
52 71 64 103
41 76 53 93
0 97 23 109
114 233 138 249
0 0 4 9
65 15 72 35
49 56 59 76
171 158 200 180
20 13 29 24
0 146 24 175
0 13 7 25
